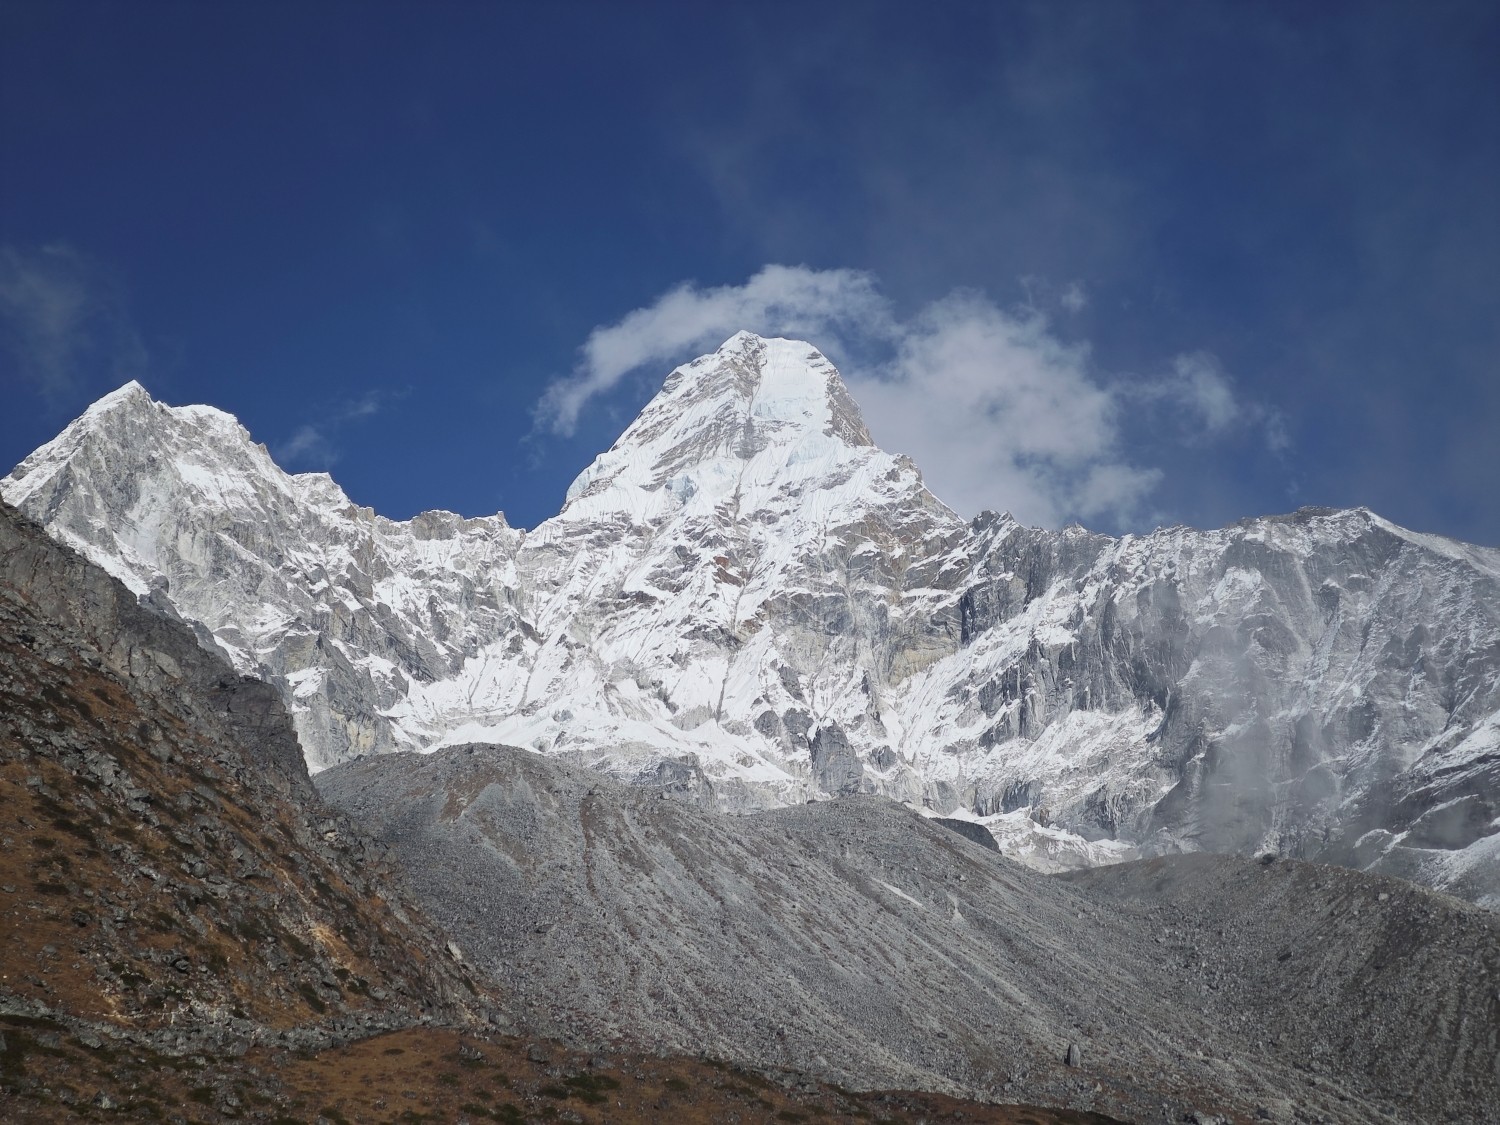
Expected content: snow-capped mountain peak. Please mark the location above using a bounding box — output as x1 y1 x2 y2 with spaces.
649 330 874 450
5 334 1499 906
81 377 152 415
560 333 878 523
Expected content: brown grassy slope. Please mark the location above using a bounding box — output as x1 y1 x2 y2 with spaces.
0 499 483 1031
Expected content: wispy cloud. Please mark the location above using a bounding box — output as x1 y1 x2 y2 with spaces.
1166 352 1239 432
274 424 337 467
1123 351 1242 435
1019 275 1090 318
273 389 403 469
1121 350 1291 458
534 265 1286 527
1059 281 1088 314
0 244 146 406
1264 409 1291 455
535 265 890 436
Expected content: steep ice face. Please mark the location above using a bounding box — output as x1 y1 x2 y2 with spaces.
6 334 1500 901
930 508 1500 900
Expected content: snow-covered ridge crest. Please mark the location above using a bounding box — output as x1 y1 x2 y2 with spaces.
5 331 1500 905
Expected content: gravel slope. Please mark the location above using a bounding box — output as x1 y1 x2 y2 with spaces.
319 743 1500 1124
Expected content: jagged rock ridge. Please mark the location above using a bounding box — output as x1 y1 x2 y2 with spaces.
5 332 1499 902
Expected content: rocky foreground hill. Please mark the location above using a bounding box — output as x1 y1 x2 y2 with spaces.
6 332 1498 903
0 498 1127 1122
0 500 485 1033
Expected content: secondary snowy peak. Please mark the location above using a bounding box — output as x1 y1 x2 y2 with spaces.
5 379 348 592
5 379 516 558
2 380 527 771
559 333 881 523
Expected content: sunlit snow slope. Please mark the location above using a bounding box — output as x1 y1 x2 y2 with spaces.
6 332 1499 901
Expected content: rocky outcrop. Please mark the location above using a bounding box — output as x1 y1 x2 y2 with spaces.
6 334 1499 903
934 816 999 850
317 742 1500 1125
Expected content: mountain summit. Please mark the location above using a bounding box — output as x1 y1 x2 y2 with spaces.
559 333 893 528
5 334 1499 904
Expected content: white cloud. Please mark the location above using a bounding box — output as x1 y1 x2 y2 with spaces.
536 266 1281 527
535 265 890 435
854 292 1158 525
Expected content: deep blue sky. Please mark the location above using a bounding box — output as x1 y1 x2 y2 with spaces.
2 0 1497 543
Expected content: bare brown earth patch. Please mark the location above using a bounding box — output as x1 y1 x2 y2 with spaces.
0 1021 1128 1125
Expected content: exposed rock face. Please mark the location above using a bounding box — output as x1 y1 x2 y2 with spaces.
945 508 1500 903
318 743 1500 1125
0 500 482 1037
6 332 1499 901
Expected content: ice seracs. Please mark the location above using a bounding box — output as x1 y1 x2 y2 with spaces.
5 331 1499 904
